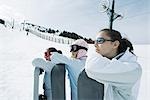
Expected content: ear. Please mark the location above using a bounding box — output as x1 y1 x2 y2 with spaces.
113 40 120 49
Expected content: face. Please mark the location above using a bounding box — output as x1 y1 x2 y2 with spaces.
94 31 119 58
71 51 78 58
44 50 52 60
70 45 79 58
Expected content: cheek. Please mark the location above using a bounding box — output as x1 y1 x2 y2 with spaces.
97 44 105 50
72 52 76 56
95 44 105 53
97 44 111 55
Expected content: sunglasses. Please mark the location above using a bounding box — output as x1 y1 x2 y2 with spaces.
95 37 114 44
70 45 88 52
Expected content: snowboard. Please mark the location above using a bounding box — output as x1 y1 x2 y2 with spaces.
33 67 41 100
78 69 104 100
33 64 66 100
51 64 66 100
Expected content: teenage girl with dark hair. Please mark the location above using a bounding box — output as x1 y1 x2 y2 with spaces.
78 28 142 100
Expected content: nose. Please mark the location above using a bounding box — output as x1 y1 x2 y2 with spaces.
94 42 98 48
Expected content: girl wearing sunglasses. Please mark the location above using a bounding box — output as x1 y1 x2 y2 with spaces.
78 29 142 100
32 39 88 100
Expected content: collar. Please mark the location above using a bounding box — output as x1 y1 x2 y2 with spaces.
114 52 125 60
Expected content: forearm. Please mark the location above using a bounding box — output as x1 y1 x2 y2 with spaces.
32 58 56 72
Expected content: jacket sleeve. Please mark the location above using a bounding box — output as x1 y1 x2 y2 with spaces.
50 52 85 75
32 58 56 72
85 52 142 85
50 52 81 66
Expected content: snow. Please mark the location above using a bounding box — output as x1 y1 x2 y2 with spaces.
0 25 149 100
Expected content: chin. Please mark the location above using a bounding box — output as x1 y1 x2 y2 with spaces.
46 58 49 60
95 49 100 53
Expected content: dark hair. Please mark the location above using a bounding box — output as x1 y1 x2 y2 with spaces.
47 47 62 54
100 28 134 54
47 47 57 52
57 50 62 54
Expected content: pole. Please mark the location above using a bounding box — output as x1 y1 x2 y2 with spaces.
109 0 115 30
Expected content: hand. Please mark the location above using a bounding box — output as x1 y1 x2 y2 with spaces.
39 68 44 75
44 51 51 61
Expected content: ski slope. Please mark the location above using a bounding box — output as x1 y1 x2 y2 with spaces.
0 25 149 100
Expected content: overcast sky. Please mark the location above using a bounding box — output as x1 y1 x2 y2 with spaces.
0 0 149 44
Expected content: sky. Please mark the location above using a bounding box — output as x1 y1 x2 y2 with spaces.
0 0 149 44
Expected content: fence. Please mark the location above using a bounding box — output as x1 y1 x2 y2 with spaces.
29 29 75 45
2 20 75 45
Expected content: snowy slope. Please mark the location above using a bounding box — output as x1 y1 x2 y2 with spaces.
0 25 150 100
134 45 150 100
0 25 70 100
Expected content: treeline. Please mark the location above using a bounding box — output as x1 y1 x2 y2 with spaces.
59 31 94 44
24 22 94 44
24 22 60 34
1 18 94 44
0 19 5 26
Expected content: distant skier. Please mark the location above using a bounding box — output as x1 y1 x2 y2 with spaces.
32 39 89 100
25 29 29 36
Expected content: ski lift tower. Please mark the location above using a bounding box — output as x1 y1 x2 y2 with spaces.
99 0 123 30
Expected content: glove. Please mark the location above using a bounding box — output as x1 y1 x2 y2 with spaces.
39 68 44 75
39 94 47 100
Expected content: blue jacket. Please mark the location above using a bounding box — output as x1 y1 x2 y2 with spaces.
51 52 86 100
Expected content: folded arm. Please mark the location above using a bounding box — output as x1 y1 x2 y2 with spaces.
85 52 142 86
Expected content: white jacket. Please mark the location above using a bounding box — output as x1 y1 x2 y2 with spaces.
85 49 142 100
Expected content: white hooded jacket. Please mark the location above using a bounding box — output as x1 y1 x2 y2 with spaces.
85 49 142 100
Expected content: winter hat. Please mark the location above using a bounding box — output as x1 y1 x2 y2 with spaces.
72 39 89 49
71 39 88 59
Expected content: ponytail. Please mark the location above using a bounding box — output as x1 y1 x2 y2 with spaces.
118 38 134 54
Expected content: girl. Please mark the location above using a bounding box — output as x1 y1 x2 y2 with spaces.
83 29 142 100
